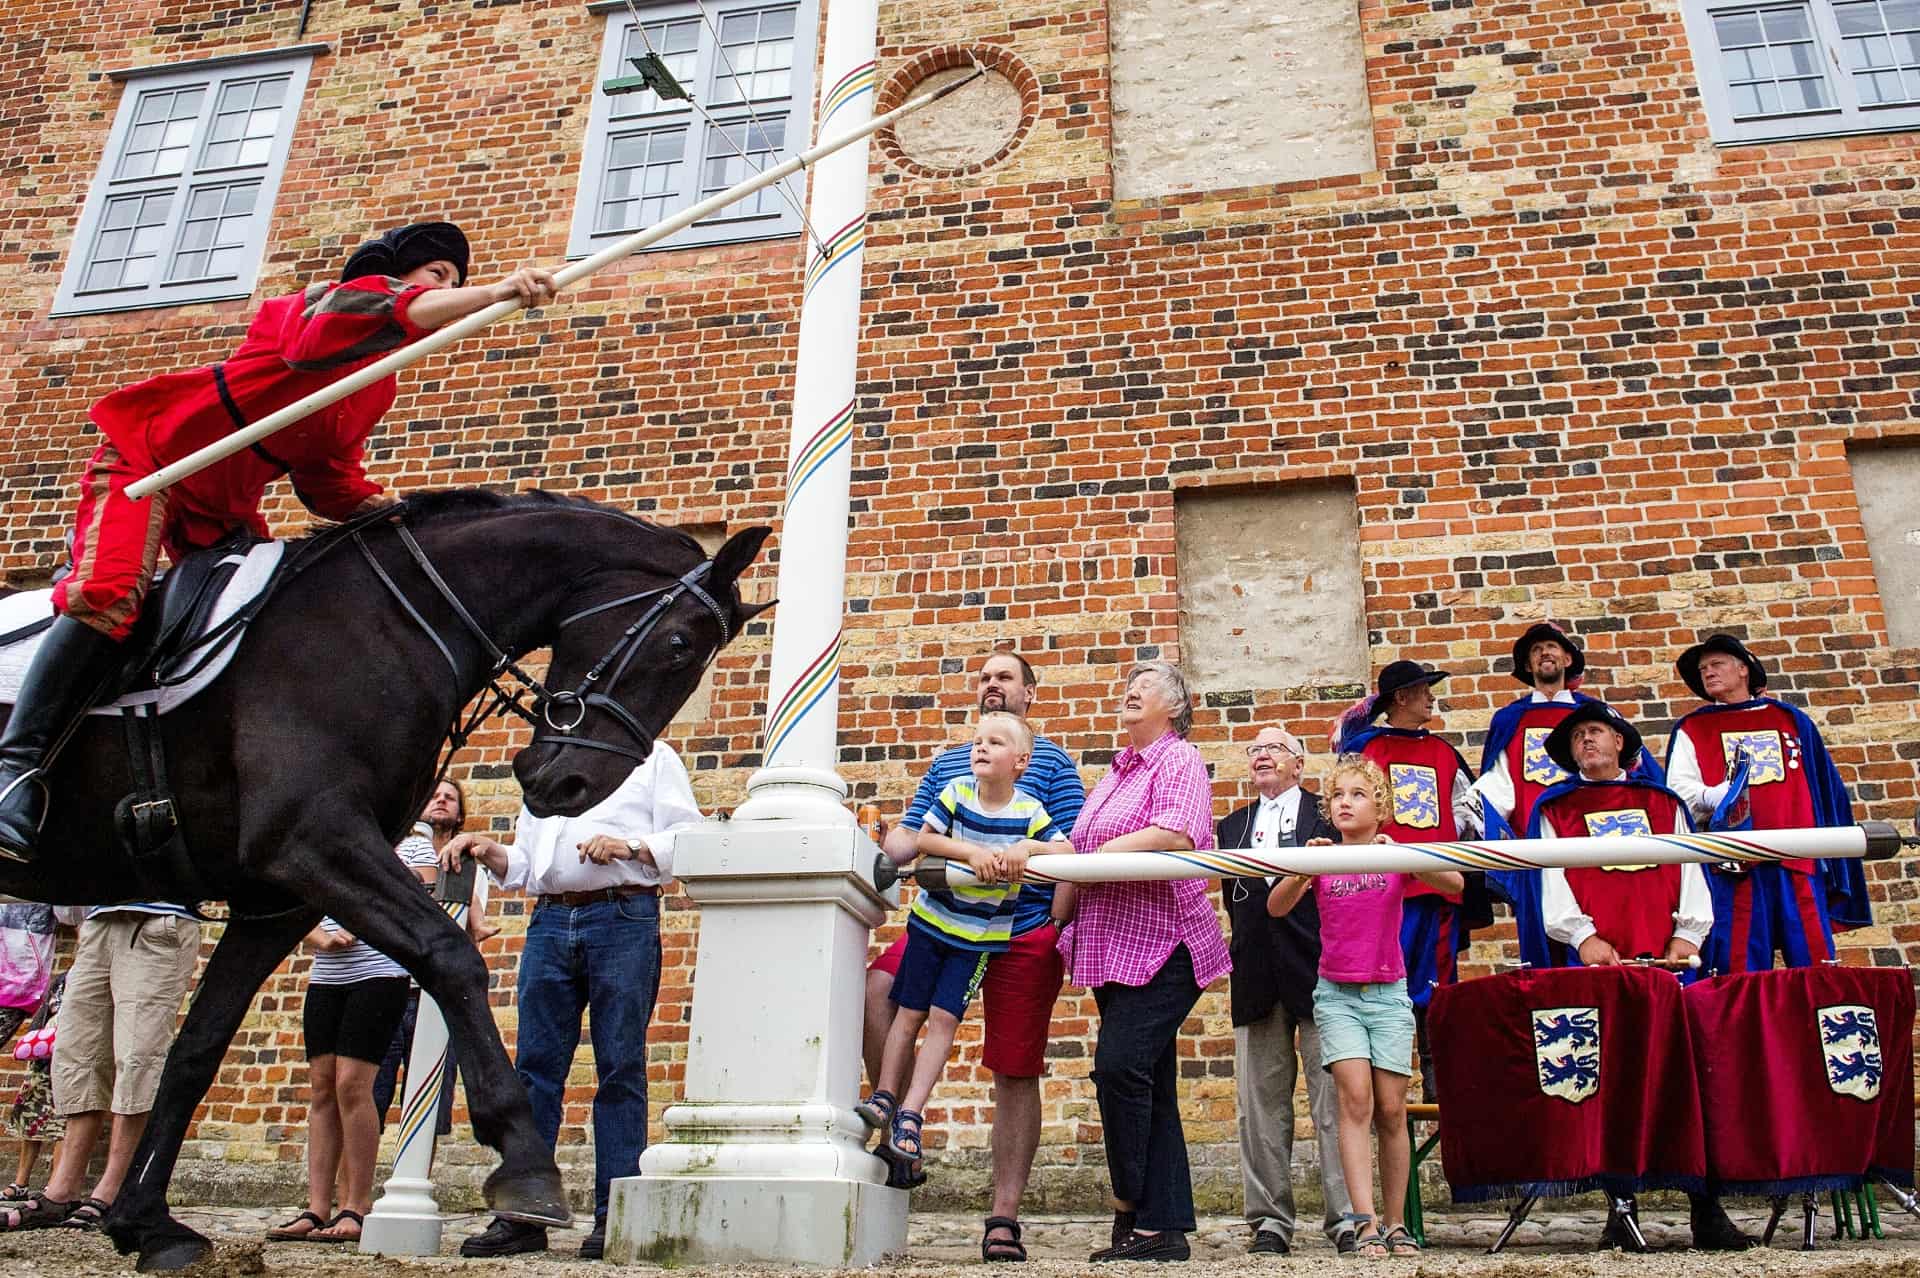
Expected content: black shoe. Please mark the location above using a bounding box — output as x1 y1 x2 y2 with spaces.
0 616 123 863
1333 1226 1358 1255
1248 1229 1290 1255
579 1222 606 1260
460 1217 548 1257
1093 1230 1190 1263
1689 1193 1755 1251
1109 1209 1136 1250
1598 1197 1649 1254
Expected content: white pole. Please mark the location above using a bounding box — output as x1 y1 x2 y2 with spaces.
124 69 978 503
358 901 465 1257
728 0 885 824
922 823 1895 889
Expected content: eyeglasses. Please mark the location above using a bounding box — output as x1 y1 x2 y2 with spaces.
1245 743 1302 759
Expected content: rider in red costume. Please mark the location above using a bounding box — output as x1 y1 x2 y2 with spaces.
0 222 557 863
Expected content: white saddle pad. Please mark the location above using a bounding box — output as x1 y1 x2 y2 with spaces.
0 540 285 715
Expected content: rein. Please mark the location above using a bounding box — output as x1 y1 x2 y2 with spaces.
350 511 731 776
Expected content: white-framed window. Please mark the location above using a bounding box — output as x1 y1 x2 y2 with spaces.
1680 1 1920 143
568 0 818 257
52 47 321 317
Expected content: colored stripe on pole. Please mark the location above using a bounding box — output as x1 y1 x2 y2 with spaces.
820 60 876 126
803 213 866 302
765 630 842 762
783 398 855 511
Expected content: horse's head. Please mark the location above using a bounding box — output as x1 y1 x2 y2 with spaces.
514 523 772 817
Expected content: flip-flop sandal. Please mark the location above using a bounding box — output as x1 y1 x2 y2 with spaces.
0 1193 76 1232
982 1216 1027 1263
56 1197 110 1230
310 1209 365 1244
266 1210 330 1241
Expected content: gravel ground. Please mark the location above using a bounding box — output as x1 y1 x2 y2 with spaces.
2 1204 1919 1277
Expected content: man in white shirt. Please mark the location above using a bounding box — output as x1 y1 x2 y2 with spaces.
441 745 703 1260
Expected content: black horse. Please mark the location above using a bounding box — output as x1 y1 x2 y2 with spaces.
0 489 770 1270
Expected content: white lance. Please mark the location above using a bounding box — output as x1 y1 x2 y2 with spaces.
909 821 1904 891
123 66 984 503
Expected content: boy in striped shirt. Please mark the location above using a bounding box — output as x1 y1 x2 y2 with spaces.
857 712 1068 1183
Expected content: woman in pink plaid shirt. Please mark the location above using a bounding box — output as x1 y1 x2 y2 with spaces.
1055 661 1228 1264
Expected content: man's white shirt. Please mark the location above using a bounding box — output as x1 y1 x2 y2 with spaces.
1470 688 1576 824
496 745 704 895
1250 786 1302 886
1538 770 1713 950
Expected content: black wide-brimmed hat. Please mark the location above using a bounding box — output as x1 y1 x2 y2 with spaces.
1366 660 1448 721
1544 700 1643 776
1676 633 1767 701
1510 622 1585 687
341 221 470 286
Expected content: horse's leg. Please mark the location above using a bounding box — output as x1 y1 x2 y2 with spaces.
275 838 569 1226
104 906 318 1272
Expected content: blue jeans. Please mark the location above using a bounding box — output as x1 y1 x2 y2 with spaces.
515 893 663 1224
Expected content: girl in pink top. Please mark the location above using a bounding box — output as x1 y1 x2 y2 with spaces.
1266 756 1461 1258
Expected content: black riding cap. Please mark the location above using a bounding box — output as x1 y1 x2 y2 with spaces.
341 221 470 286
1510 621 1585 687
1677 633 1768 701
1544 699 1643 776
1366 659 1448 722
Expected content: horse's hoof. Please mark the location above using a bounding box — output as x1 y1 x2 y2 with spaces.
485 1165 573 1228
135 1237 213 1273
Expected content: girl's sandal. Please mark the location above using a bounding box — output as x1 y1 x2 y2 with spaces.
311 1209 365 1244
266 1210 329 1241
1381 1224 1421 1257
56 1197 110 1230
1353 1229 1388 1259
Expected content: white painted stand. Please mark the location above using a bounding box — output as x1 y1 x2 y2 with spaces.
358 906 463 1257
603 820 906 1266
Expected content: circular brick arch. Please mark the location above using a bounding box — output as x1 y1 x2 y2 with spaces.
875 44 1040 179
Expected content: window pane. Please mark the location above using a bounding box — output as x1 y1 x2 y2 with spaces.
85 259 125 291
1857 66 1913 99
173 249 209 278
613 19 698 117
238 137 272 165
1783 74 1834 107
1771 39 1823 73
1897 30 1920 59
597 127 686 233
701 114 786 215
1762 6 1814 41
1836 1 1886 35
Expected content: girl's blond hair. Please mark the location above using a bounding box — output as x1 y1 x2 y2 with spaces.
1324 754 1391 817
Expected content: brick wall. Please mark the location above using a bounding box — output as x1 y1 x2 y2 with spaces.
1 0 1917 1214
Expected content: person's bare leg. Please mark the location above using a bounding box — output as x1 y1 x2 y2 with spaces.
314 1057 382 1238
898 1009 959 1116
85 1111 151 1205
41 1110 103 1201
989 1073 1041 1224
863 970 896 1089
876 1007 926 1103
1372 1068 1412 1239
1330 1059 1378 1241
303 1056 343 1229
12 1140 39 1187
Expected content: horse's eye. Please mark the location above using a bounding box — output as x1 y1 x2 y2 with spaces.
669 633 692 659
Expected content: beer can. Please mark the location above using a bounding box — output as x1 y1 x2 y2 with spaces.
856 803 883 842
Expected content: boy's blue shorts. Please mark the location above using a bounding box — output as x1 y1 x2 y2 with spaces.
891 927 992 1017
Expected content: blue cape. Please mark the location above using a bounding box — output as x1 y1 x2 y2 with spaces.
1480 691 1667 785
1665 697 1870 929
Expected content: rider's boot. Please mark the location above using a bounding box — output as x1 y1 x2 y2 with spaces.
0 616 124 863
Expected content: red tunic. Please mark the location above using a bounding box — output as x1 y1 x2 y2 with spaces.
1675 702 1817 874
1538 782 1687 959
88 275 430 556
1500 699 1577 835
1358 730 1465 902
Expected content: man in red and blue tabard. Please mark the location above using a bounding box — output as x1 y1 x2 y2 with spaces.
1337 659 1481 1097
0 222 558 863
1530 700 1749 1253
1664 634 1871 974
1472 623 1664 968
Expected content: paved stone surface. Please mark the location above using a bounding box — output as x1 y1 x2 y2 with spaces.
0 1203 1916 1275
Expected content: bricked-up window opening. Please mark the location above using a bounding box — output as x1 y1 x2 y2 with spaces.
569 0 818 256
1680 1 1920 142
52 48 320 317
1846 444 1920 650
1174 483 1370 694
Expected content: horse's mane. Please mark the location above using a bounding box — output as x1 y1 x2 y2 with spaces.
391 487 706 560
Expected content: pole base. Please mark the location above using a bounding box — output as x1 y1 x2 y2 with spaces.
357 1175 444 1256
605 1174 906 1267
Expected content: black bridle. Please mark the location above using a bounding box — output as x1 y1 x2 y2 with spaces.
353 513 731 770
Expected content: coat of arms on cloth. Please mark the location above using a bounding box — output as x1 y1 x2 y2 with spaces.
1523 727 1567 786
1390 763 1440 829
1721 729 1786 786
1532 1007 1601 1103
1818 1004 1883 1101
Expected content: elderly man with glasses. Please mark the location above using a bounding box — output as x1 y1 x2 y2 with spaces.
1218 727 1354 1256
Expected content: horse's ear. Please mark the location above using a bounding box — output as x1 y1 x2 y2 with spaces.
735 597 777 626
710 525 772 584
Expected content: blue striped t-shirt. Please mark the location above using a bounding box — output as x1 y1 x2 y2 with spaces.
912 779 1068 951
902 735 1084 937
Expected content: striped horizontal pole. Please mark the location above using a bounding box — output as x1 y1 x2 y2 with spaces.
917 822 1902 891
124 65 982 503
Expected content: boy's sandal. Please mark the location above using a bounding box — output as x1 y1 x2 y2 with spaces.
0 1193 76 1231
266 1210 330 1241
1381 1224 1420 1256
311 1209 365 1244
854 1090 896 1132
982 1216 1027 1263
886 1109 924 1163
56 1197 110 1230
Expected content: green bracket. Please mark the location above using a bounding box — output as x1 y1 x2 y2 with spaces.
603 52 691 100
